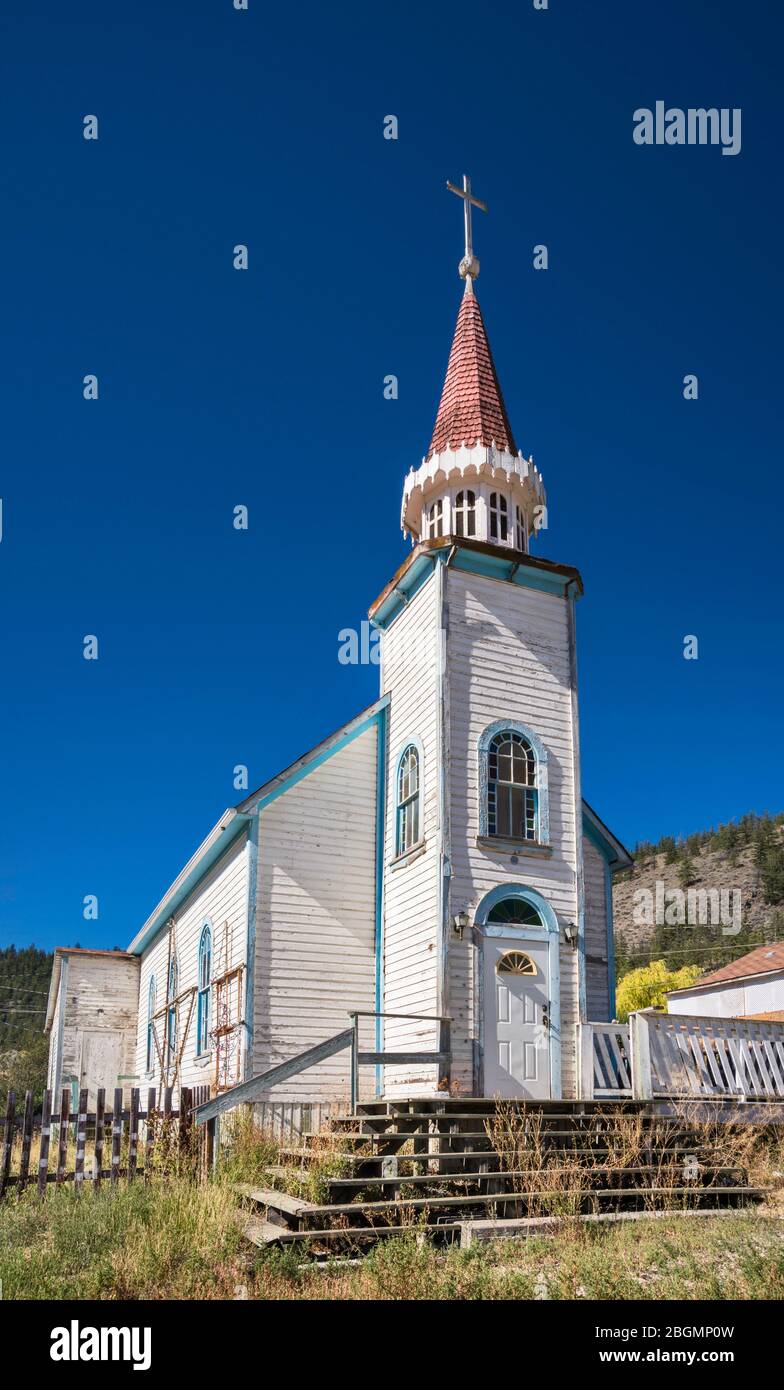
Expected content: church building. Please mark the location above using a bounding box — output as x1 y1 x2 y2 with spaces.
46 179 631 1108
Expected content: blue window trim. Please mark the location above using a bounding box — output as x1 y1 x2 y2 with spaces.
393 736 424 858
478 719 550 845
197 921 212 1056
473 883 561 1098
146 975 156 1073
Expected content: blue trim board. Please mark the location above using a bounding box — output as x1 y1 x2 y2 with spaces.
240 697 390 815
604 859 617 1020
244 815 260 1076
473 884 562 1099
374 704 387 1095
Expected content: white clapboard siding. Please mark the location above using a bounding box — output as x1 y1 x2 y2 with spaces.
584 838 611 1022
252 724 378 1101
135 832 250 1089
380 573 442 1095
445 569 581 1096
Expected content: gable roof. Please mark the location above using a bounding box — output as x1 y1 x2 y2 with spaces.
126 696 388 957
669 942 784 994
582 800 633 871
427 289 517 459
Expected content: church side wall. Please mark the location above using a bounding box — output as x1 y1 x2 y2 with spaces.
584 838 611 1021
252 725 378 1102
135 834 249 1095
380 572 443 1095
445 569 581 1097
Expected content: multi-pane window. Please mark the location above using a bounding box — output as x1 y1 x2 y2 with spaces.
426 499 444 538
396 744 420 855
453 490 476 537
515 505 525 552
487 731 538 840
489 492 508 542
197 924 212 1055
146 977 156 1072
167 956 178 1061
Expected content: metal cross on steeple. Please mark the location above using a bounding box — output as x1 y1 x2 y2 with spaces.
446 174 487 289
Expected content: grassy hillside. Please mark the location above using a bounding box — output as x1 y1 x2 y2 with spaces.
614 811 784 980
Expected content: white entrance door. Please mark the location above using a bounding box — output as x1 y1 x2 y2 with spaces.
484 937 551 1098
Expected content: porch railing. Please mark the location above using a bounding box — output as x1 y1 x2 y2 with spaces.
577 1021 631 1099
630 1009 784 1101
193 1010 451 1130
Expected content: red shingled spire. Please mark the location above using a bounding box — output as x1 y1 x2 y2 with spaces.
427 287 517 460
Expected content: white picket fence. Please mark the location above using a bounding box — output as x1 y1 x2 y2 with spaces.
579 1012 784 1102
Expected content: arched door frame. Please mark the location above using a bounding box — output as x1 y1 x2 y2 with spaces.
472 883 561 1098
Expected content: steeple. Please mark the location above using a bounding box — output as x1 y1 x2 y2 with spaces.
401 177 545 552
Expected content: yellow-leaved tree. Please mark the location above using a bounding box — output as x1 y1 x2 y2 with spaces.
615 959 702 1022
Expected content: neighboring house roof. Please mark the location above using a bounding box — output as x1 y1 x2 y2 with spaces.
44 947 136 1032
427 289 517 459
667 942 784 996
126 696 389 958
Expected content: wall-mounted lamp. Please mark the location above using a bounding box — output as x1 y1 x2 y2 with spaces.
452 910 470 938
562 921 578 949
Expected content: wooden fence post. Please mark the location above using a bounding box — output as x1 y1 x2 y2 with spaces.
578 1023 595 1101
56 1089 70 1186
144 1087 156 1181
74 1088 88 1193
38 1089 52 1197
128 1088 139 1184
18 1090 34 1192
94 1089 105 1188
630 1011 653 1100
349 1013 359 1112
0 1091 15 1200
111 1087 122 1185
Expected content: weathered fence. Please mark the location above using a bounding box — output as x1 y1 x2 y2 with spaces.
578 1021 632 1099
631 1010 784 1101
0 1085 210 1200
253 1100 347 1140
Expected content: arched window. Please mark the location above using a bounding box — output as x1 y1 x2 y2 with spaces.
197 924 212 1055
396 743 421 855
488 898 544 927
515 504 526 552
453 490 476 538
146 976 156 1073
167 955 178 1060
488 730 537 840
489 492 508 542
426 499 444 538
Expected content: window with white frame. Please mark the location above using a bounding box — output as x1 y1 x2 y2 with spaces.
396 744 421 854
487 730 538 840
515 504 525 552
426 498 444 538
489 491 508 542
453 489 476 537
197 924 212 1055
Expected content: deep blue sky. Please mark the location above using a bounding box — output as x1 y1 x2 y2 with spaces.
2 1 782 954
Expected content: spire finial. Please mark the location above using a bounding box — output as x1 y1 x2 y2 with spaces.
446 175 487 291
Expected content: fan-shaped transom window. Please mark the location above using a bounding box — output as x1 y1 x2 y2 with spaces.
396 744 421 855
487 897 544 927
497 950 537 976
487 730 538 840
454 489 476 538
489 492 508 542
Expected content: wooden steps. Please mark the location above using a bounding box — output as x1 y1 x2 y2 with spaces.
236 1098 768 1258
